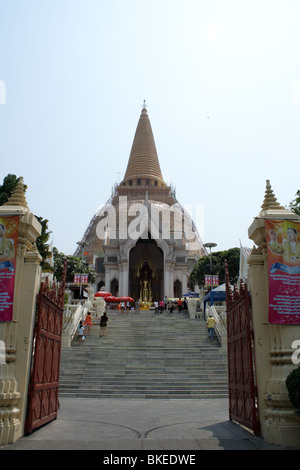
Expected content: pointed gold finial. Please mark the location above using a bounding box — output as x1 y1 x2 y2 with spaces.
260 180 284 213
141 99 148 114
4 177 28 208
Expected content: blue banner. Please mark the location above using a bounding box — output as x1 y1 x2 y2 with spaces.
0 260 15 272
270 262 300 275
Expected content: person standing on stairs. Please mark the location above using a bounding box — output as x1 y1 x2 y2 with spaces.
78 321 85 344
99 311 111 337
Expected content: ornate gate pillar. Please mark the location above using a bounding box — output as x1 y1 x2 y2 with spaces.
248 180 300 446
0 179 41 445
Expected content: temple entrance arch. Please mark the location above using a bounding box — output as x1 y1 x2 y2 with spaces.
110 278 118 296
97 281 105 291
129 237 163 301
174 279 182 299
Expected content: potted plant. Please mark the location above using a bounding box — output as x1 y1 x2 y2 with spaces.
286 365 300 416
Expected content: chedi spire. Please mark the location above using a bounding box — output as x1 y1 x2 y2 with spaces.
121 102 167 187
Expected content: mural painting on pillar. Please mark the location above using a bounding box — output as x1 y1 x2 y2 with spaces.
266 219 300 324
0 215 19 321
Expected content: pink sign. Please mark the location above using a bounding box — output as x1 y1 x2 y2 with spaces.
266 219 300 324
0 216 19 322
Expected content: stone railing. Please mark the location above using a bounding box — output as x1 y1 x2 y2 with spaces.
62 303 88 347
186 298 201 319
61 296 106 347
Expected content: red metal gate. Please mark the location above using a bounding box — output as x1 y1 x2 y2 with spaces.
25 261 67 434
225 261 260 434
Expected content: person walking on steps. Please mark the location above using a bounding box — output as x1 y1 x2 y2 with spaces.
78 321 85 344
206 314 216 341
83 312 93 336
99 311 111 337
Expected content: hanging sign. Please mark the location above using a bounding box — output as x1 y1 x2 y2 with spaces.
266 219 300 324
74 274 88 284
205 275 219 286
0 215 19 321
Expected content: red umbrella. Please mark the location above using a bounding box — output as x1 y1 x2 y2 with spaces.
119 296 134 303
94 291 112 298
105 296 119 303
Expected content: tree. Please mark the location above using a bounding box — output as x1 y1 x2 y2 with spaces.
53 247 96 284
189 247 240 288
35 216 53 272
289 190 300 216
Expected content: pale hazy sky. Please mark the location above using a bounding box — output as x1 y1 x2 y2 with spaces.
0 0 299 255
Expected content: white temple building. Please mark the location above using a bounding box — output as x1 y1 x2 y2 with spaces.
76 103 206 300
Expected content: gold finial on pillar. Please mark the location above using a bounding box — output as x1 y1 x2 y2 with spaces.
4 177 28 208
259 180 284 214
257 179 297 219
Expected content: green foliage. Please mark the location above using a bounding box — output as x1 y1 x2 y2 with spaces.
286 366 300 410
35 216 53 272
0 174 27 205
189 247 240 288
289 190 300 216
53 247 96 284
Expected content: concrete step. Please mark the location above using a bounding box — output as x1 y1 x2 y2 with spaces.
59 392 228 399
59 310 228 399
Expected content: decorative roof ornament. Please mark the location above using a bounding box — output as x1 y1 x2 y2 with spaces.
258 180 297 219
141 99 148 115
260 180 284 212
4 177 28 208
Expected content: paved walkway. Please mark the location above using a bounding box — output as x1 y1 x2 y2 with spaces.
2 397 299 452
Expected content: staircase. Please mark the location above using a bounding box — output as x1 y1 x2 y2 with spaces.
59 309 228 399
